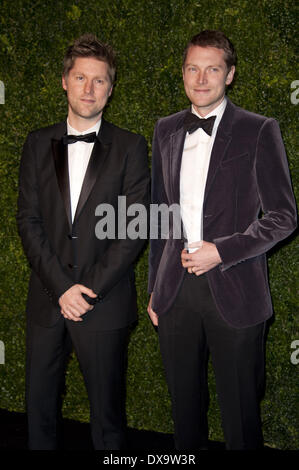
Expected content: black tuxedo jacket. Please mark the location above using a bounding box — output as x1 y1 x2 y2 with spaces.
17 119 149 330
149 99 297 328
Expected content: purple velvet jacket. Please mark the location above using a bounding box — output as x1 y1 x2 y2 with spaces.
148 98 297 328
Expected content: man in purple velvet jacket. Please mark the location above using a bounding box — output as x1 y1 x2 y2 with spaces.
147 30 297 450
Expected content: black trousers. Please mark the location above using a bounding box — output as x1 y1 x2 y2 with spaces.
158 273 265 450
26 315 128 450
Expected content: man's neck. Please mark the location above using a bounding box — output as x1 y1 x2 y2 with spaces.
192 96 226 118
192 96 227 119
67 116 102 134
67 113 102 133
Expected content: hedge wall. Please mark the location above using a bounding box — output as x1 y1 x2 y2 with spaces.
0 0 298 449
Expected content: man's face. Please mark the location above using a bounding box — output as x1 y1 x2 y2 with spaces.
182 45 235 116
62 57 113 130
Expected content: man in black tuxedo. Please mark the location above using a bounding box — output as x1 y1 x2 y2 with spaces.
17 34 149 450
147 30 296 449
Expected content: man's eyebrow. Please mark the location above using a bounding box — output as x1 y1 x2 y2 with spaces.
71 70 108 78
184 62 224 68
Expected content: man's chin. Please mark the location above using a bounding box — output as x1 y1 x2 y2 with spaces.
76 111 102 121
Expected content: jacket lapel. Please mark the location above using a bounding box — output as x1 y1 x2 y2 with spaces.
169 111 189 204
203 99 234 204
51 125 72 229
73 119 111 223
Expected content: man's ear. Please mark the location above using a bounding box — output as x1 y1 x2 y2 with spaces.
225 66 235 86
62 75 67 91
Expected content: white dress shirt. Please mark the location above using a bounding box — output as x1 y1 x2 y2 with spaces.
180 97 227 252
67 119 101 222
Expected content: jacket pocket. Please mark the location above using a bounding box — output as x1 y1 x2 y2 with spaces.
220 152 249 168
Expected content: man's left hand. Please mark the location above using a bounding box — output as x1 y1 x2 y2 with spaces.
181 241 222 275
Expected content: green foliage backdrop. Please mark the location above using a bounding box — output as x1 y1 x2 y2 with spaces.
0 0 298 449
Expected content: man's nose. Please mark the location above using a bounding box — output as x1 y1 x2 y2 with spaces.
84 80 94 94
196 71 208 84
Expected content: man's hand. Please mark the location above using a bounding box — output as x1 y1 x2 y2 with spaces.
181 241 222 276
59 284 97 322
147 293 159 326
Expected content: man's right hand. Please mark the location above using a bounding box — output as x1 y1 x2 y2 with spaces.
147 293 159 326
59 284 97 322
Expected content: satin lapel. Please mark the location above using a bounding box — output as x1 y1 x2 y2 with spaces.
169 127 187 204
203 100 234 204
51 137 72 228
73 136 111 222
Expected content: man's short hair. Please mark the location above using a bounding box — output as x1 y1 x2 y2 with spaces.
183 30 237 70
63 33 116 84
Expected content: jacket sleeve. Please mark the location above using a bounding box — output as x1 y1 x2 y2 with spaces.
148 121 168 293
16 132 74 303
80 135 150 298
214 118 297 271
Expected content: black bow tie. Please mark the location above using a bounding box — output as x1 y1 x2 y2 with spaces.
183 113 216 136
62 132 97 145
